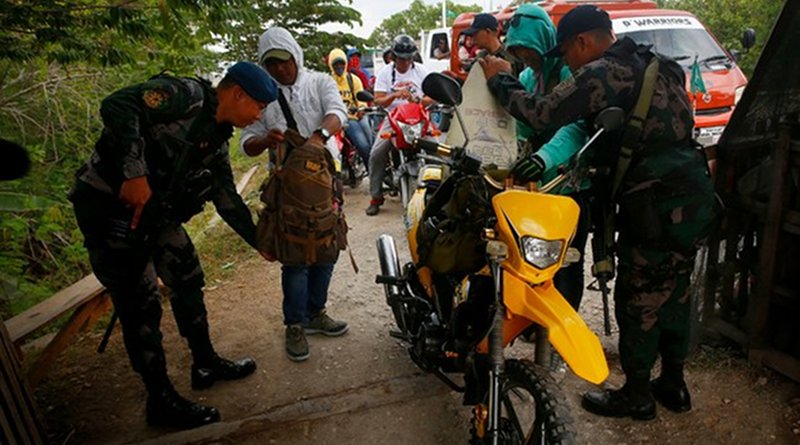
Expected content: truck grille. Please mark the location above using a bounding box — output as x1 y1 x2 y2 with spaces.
695 106 732 116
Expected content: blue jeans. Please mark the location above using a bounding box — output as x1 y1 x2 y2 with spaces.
345 118 372 166
281 263 335 325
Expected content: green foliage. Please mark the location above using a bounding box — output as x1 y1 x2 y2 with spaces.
0 0 365 320
368 0 483 49
653 0 785 77
215 0 365 72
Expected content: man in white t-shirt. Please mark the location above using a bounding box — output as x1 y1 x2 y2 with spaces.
366 35 432 216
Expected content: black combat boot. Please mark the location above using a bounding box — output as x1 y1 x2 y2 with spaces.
145 382 220 429
652 361 692 413
582 376 656 421
191 354 257 390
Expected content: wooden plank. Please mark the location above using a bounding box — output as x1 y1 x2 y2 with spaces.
749 126 793 348
203 165 259 232
4 274 105 343
707 317 748 346
133 373 447 445
27 293 112 388
750 348 800 383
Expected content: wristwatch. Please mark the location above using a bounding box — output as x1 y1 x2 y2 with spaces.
314 127 332 142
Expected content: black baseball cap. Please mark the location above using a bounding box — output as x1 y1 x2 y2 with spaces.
462 13 498 36
544 5 613 57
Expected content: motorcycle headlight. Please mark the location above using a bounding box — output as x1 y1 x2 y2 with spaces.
399 122 423 144
734 85 746 105
521 237 564 269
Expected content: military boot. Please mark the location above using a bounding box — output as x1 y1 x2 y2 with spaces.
191 354 257 390
582 377 656 421
146 384 220 429
652 361 692 412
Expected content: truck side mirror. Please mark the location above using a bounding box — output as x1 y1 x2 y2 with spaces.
741 28 756 51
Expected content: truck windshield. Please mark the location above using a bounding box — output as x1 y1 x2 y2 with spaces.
619 28 731 71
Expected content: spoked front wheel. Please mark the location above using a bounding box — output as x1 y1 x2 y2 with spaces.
474 359 576 445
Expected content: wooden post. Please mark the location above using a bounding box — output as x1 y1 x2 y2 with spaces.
0 322 46 445
748 124 793 349
26 293 112 388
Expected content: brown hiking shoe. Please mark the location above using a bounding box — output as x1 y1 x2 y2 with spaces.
303 311 349 337
285 325 309 362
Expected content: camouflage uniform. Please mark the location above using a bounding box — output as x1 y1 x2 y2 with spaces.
476 44 525 76
70 76 256 389
488 37 715 385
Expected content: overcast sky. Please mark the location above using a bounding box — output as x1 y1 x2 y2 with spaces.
322 0 515 38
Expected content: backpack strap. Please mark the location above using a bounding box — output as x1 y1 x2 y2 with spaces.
611 57 660 200
277 89 299 132
347 73 355 101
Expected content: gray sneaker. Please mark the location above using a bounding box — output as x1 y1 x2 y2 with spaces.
285 325 309 362
303 311 349 337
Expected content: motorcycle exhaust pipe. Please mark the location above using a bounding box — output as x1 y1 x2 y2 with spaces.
376 234 402 302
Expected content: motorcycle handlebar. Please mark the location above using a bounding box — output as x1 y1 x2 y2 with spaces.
415 139 452 158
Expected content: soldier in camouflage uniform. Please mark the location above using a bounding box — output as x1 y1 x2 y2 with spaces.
69 62 277 429
481 5 716 420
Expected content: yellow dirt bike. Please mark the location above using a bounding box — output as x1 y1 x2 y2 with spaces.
376 73 623 444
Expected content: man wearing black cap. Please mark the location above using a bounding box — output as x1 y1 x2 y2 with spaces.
481 4 716 421
461 13 522 74
69 61 277 429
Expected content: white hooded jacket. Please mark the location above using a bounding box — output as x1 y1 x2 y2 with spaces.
240 27 347 158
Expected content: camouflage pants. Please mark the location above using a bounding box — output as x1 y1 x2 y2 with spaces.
73 195 212 388
614 242 695 382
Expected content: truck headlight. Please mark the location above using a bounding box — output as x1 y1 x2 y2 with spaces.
521 237 564 269
735 86 746 105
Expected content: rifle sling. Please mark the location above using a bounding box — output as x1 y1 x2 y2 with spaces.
611 58 660 200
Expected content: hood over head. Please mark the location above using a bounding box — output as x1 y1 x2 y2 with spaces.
258 27 305 84
505 4 564 88
328 48 348 76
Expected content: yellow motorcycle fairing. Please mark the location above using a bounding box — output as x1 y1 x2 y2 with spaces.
492 190 579 284
502 270 609 384
486 189 609 384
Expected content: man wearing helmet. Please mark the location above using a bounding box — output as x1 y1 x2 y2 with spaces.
366 35 433 216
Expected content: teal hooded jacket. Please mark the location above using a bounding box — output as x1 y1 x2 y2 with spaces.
505 4 588 186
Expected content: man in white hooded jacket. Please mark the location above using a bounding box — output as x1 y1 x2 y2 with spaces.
242 27 349 362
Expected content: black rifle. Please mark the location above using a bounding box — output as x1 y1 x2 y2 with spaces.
590 204 615 336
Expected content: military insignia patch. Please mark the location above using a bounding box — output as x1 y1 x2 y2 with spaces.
142 89 170 109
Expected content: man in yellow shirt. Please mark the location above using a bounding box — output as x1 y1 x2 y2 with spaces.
328 48 373 166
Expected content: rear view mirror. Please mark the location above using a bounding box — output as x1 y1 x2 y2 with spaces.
356 90 374 102
594 107 625 132
422 73 463 106
741 28 756 50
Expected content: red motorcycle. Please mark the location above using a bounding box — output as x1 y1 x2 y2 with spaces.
335 128 367 188
357 90 441 208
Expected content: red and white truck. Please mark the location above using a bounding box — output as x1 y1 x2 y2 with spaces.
449 0 753 146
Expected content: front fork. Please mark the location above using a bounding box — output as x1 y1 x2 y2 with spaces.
487 257 506 445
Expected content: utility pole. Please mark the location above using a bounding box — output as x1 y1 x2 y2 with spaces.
442 0 446 28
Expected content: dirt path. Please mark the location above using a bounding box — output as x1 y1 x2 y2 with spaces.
36 183 800 444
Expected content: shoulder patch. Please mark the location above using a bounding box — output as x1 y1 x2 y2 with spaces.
142 89 171 110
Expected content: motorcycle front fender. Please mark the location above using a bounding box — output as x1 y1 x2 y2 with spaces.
504 270 609 385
